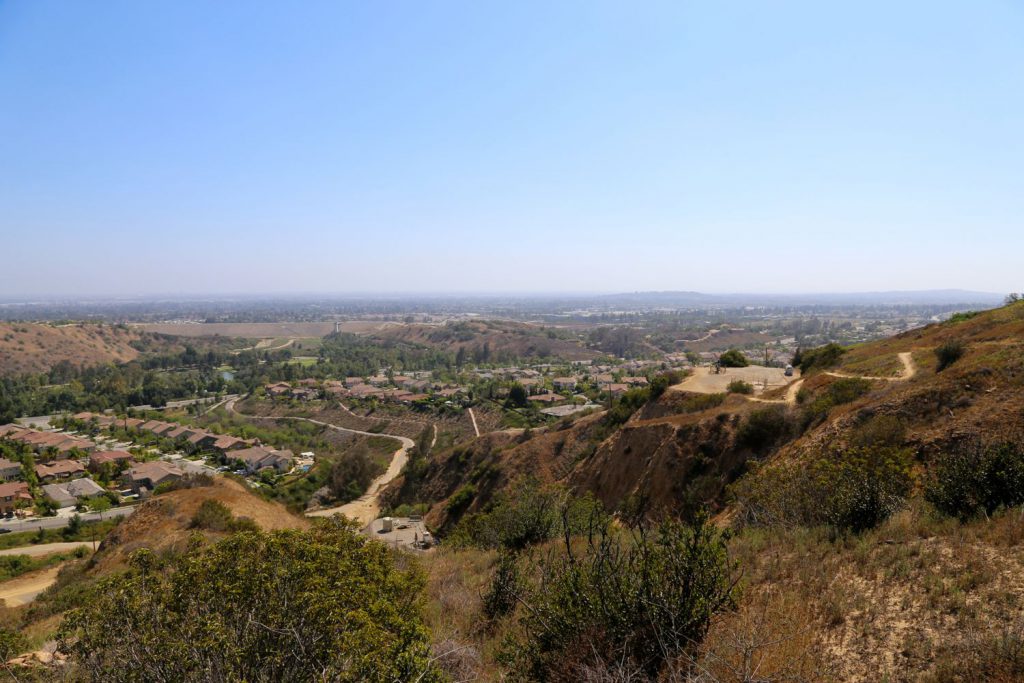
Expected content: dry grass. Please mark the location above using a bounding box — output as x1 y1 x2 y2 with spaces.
0 322 143 376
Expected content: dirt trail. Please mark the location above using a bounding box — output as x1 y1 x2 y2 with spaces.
0 542 88 558
825 351 917 382
0 566 63 606
747 378 805 406
226 397 415 527
468 408 480 437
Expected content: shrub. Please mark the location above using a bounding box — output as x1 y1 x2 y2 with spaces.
733 445 914 532
935 340 965 372
736 406 792 451
482 551 521 621
925 442 1024 519
329 446 378 502
59 522 440 682
649 370 684 399
947 310 980 324
154 473 214 495
797 343 846 373
850 414 906 448
189 499 254 533
504 513 737 680
718 349 749 368
726 380 754 395
680 392 727 413
445 484 477 516
448 481 603 551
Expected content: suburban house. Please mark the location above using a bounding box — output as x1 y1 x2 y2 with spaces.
66 477 105 498
0 458 22 482
228 446 294 474
265 382 292 398
41 483 77 508
0 482 31 514
89 450 135 472
186 431 219 449
124 461 184 495
602 383 630 396
35 460 87 482
529 392 566 403
211 435 250 453
552 377 578 391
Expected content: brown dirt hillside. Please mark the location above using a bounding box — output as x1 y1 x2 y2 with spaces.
93 478 307 573
371 319 600 361
391 301 1024 537
0 322 144 376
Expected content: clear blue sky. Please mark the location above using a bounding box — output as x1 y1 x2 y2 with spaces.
1 1 1021 297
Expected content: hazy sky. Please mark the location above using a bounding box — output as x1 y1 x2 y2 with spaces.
1 1 1022 297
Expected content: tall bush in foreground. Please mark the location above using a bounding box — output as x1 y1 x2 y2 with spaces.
505 513 737 681
59 521 439 683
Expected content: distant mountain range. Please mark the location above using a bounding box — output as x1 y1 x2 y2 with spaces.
595 289 1005 307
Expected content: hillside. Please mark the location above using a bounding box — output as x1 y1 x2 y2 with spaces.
383 301 1024 680
396 301 1024 524
0 322 146 376
92 477 307 573
370 319 601 362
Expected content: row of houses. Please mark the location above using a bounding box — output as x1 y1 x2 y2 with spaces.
0 423 95 458
72 413 255 455
265 380 467 405
74 413 295 477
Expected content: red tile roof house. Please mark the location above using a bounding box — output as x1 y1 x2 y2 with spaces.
228 447 294 474
88 450 135 472
34 459 87 482
0 424 27 438
186 431 220 450
166 426 191 440
265 382 292 398
552 377 579 391
343 377 365 388
211 435 252 453
0 458 22 482
529 393 567 404
0 482 31 514
124 461 184 495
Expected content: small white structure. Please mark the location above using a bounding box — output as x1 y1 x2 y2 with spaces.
381 517 393 532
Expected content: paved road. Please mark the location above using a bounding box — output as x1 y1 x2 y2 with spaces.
0 506 136 533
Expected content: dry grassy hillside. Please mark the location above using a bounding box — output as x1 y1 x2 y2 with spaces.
92 478 308 573
0 322 145 376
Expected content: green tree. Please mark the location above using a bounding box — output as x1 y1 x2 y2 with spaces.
718 349 749 368
506 383 529 408
58 521 440 682
88 495 112 521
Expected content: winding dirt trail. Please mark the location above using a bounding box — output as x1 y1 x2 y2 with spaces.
226 397 415 527
747 378 805 406
824 351 917 382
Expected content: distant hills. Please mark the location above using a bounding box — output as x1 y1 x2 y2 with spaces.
596 289 1005 307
